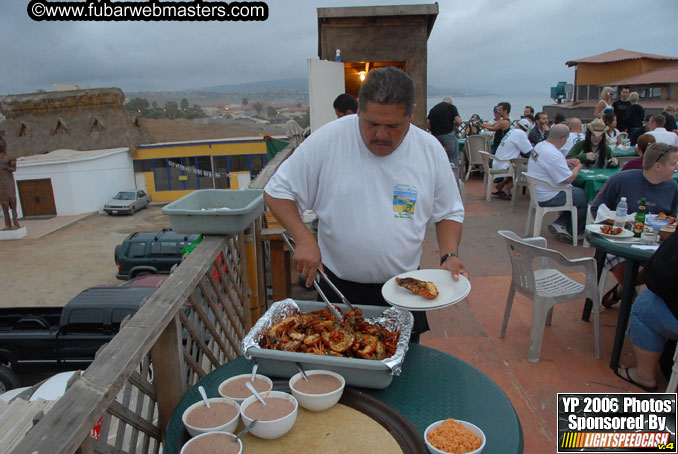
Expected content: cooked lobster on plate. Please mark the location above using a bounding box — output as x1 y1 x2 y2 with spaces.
395 277 439 299
600 225 623 235
259 307 399 360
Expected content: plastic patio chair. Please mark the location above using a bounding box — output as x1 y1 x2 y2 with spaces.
450 163 466 204
477 151 513 201
523 172 578 246
509 157 529 211
463 135 491 181
497 230 601 363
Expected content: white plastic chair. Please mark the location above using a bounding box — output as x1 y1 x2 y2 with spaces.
497 230 601 363
510 157 529 211
523 172 578 246
450 163 466 205
463 135 491 181
478 151 513 201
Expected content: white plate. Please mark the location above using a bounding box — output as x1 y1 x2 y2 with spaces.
585 224 634 239
381 269 471 311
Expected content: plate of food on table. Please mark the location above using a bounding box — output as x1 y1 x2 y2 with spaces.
586 223 635 239
381 269 471 311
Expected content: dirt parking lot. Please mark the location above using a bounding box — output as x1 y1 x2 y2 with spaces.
1 205 171 308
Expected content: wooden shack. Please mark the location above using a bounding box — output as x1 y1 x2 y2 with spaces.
317 4 438 129
566 49 678 102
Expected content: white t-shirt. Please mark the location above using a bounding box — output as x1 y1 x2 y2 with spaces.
561 132 584 155
527 140 573 202
493 128 533 170
648 128 678 146
265 114 464 283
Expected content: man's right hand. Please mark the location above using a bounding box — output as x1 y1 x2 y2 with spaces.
293 235 323 288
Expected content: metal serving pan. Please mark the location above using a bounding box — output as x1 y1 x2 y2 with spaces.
242 299 413 389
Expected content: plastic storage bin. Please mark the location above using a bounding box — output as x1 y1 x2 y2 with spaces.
162 189 264 235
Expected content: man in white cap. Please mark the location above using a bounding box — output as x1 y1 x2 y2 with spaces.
492 118 533 198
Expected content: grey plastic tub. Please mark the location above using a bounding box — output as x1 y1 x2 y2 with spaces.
246 301 411 389
162 189 264 235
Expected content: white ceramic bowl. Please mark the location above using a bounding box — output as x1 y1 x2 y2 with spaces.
424 419 486 454
288 369 345 412
182 397 240 437
218 373 273 404
240 390 298 439
180 431 242 454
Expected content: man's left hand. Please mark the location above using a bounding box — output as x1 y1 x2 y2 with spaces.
441 256 469 281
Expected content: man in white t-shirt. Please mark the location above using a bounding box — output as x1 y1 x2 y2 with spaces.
492 118 533 198
560 117 585 155
264 67 466 341
527 124 586 243
647 114 678 146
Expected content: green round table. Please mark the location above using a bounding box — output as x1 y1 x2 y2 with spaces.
584 234 655 370
165 344 523 454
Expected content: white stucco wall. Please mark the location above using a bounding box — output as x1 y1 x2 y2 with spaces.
11 147 135 217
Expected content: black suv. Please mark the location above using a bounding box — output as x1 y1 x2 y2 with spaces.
114 229 200 280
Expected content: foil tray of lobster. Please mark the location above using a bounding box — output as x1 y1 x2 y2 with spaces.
241 299 413 389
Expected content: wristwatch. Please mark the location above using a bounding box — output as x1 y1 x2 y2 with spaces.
440 253 458 266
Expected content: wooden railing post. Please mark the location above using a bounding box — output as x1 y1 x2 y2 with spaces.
150 315 185 441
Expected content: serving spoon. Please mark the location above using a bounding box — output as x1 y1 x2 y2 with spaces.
295 362 309 382
250 361 258 382
232 419 258 443
245 380 267 406
198 385 211 408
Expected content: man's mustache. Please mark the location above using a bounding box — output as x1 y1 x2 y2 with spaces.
370 140 392 146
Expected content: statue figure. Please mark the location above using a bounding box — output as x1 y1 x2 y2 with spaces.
0 135 21 230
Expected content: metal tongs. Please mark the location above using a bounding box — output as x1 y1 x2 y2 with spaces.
281 231 355 320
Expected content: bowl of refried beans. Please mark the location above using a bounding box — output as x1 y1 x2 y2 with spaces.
182 397 240 437
218 373 273 404
240 390 298 439
180 431 242 454
289 370 345 412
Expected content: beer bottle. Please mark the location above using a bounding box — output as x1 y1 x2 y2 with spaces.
633 198 646 238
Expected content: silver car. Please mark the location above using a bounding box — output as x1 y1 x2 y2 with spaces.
104 189 152 215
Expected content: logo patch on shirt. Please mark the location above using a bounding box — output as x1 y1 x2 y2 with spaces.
393 184 417 219
530 149 540 162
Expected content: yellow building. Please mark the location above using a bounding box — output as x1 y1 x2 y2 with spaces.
566 49 678 102
133 136 288 202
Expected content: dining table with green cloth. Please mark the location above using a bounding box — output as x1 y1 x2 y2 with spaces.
612 146 638 157
574 168 678 204
573 168 621 204
164 343 524 454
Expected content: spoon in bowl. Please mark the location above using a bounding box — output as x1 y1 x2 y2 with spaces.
198 385 211 408
295 362 309 382
232 419 258 443
245 380 267 406
250 361 258 382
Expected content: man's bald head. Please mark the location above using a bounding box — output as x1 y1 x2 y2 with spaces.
443 97 453 104
547 124 570 146
566 117 582 133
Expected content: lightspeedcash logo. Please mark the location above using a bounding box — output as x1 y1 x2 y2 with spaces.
27 0 269 22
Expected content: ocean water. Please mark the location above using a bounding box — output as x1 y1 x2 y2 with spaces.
426 95 555 123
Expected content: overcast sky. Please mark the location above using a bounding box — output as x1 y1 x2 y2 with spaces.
1 0 676 96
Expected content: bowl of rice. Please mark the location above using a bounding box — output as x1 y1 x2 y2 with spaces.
424 418 485 454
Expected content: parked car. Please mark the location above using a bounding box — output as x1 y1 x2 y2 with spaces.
114 229 200 280
0 286 157 392
103 189 151 215
0 370 81 402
